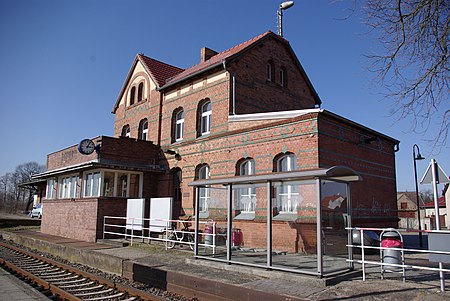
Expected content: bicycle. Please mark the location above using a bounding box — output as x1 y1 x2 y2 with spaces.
166 217 195 250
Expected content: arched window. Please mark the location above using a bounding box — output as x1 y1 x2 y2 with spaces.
173 109 184 142
121 125 130 138
274 153 298 213
129 87 136 106
276 153 296 172
138 82 144 102
198 100 212 136
267 60 275 81
138 119 148 141
196 164 210 213
280 67 287 87
236 158 256 213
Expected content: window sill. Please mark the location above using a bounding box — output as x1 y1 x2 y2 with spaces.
273 213 297 222
199 212 209 219
234 212 255 220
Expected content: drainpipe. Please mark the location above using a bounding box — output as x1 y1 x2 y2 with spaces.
157 92 163 146
222 61 235 115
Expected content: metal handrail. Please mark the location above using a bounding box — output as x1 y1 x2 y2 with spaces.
346 227 450 292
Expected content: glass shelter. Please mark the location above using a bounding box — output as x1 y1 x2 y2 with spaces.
189 166 362 277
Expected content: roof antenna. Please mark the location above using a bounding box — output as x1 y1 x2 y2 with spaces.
277 1 294 37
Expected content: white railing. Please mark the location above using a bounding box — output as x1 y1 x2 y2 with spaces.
347 227 450 292
102 216 220 251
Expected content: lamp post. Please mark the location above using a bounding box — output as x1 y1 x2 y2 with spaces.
277 1 294 37
413 144 425 248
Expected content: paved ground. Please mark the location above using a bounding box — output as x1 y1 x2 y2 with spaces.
0 266 50 300
1 214 450 300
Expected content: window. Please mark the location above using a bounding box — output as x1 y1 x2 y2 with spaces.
121 125 130 138
102 171 115 197
137 82 144 102
197 164 210 213
129 87 136 106
84 171 101 197
129 174 140 198
46 179 56 199
199 100 212 136
275 153 298 213
401 202 407 209
58 175 79 199
280 67 287 87
174 110 184 141
117 173 128 197
267 60 275 81
138 119 148 141
82 170 142 198
236 159 256 212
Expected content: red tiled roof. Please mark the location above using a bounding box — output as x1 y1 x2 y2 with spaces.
423 196 446 208
162 31 284 88
138 54 184 88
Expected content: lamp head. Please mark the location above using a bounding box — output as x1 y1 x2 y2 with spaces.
415 153 425 161
280 1 294 10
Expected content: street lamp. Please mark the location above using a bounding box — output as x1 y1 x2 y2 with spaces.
277 1 294 37
413 144 425 248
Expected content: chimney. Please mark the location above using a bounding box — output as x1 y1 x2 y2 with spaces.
200 47 218 62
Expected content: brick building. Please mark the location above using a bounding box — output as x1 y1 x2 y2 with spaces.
35 31 399 253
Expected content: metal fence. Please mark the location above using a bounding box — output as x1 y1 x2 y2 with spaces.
102 216 217 251
347 227 450 291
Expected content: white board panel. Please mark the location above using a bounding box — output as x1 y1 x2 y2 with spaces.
149 197 172 233
126 198 145 230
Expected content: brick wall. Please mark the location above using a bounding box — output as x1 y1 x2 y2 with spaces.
317 112 398 227
228 36 317 114
41 198 99 242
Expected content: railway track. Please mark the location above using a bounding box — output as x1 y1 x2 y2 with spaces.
0 241 170 301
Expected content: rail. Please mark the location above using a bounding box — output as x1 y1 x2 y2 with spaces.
103 216 221 251
0 241 168 301
347 227 450 292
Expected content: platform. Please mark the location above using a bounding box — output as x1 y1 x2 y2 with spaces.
1 229 449 301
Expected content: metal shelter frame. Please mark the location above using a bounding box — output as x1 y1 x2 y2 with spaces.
189 166 362 277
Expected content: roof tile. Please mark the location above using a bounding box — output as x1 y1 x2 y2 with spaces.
138 54 184 88
163 31 281 87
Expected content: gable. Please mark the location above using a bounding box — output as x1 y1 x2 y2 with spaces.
112 55 183 114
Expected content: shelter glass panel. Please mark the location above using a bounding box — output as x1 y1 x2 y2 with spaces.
320 180 351 274
272 180 318 274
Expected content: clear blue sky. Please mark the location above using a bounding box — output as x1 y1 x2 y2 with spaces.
0 0 448 192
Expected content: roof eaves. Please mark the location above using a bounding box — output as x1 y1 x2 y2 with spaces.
112 55 140 114
321 110 400 144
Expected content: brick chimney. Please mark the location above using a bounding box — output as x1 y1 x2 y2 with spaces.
200 47 218 62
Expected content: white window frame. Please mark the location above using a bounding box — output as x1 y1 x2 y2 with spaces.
238 159 256 213
46 179 57 200
200 102 211 135
140 120 148 141
83 171 101 197
175 110 184 141
198 165 210 213
58 174 79 199
276 154 298 213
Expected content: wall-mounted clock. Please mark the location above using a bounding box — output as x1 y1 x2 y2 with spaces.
78 139 96 155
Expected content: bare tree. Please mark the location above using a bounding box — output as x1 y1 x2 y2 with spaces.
0 162 45 213
363 0 449 150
